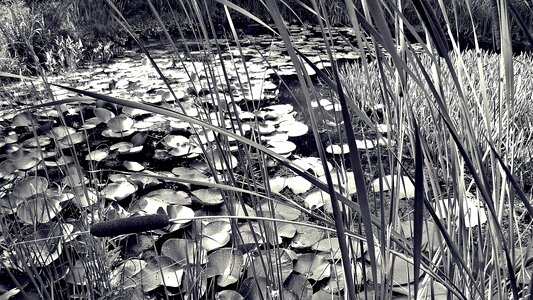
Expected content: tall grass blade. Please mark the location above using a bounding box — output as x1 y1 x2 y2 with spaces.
263 0 358 298
310 0 379 292
412 116 424 299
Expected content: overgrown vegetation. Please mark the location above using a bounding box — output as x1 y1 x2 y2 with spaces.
0 0 532 299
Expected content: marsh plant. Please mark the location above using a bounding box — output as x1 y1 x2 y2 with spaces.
0 0 532 299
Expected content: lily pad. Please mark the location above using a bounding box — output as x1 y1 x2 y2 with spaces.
286 176 312 194
371 175 415 199
294 253 331 281
205 150 238 171
304 190 331 211
12 111 38 127
13 176 48 199
277 121 308 137
247 249 293 282
48 126 76 140
111 258 147 289
167 205 194 231
101 181 137 201
141 189 192 206
17 197 62 224
291 225 325 249
260 200 301 220
85 148 109 162
192 188 224 206
267 141 296 154
93 107 115 123
435 195 487 228
161 238 207 266
216 290 244 300
162 135 189 148
205 248 244 287
108 114 134 132
292 157 332 177
123 161 144 172
200 221 231 251
283 273 313 300
69 186 98 208
137 256 183 292
325 144 350 154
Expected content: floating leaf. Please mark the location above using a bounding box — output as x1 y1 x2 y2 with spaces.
235 228 263 247
313 237 366 260
318 170 357 196
65 258 101 286
291 225 325 249
247 249 293 282
0 160 15 179
69 186 98 207
283 273 313 300
167 205 194 231
0 194 22 214
13 176 48 199
85 148 109 162
48 126 76 140
141 189 191 206
292 157 332 177
101 181 137 201
111 258 147 289
171 167 212 188
162 135 189 148
205 150 238 171
294 253 331 281
324 263 364 292
286 176 312 194
216 290 244 300
108 114 134 132
11 155 41 171
102 128 135 138
12 111 38 127
259 200 301 220
206 248 244 287
325 144 349 154
239 277 269 300
192 188 224 206
277 121 308 137
200 221 231 251
16 226 65 267
375 257 421 286
123 161 144 171
169 143 195 157
17 198 62 224
22 135 52 148
371 175 415 199
129 173 161 189
110 142 133 153
267 141 296 154
161 238 207 266
268 176 288 193
137 256 183 292
435 195 487 228
400 220 440 250
93 107 115 123
304 190 330 211
58 132 86 148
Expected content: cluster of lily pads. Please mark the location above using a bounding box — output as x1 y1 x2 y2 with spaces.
0 25 490 299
